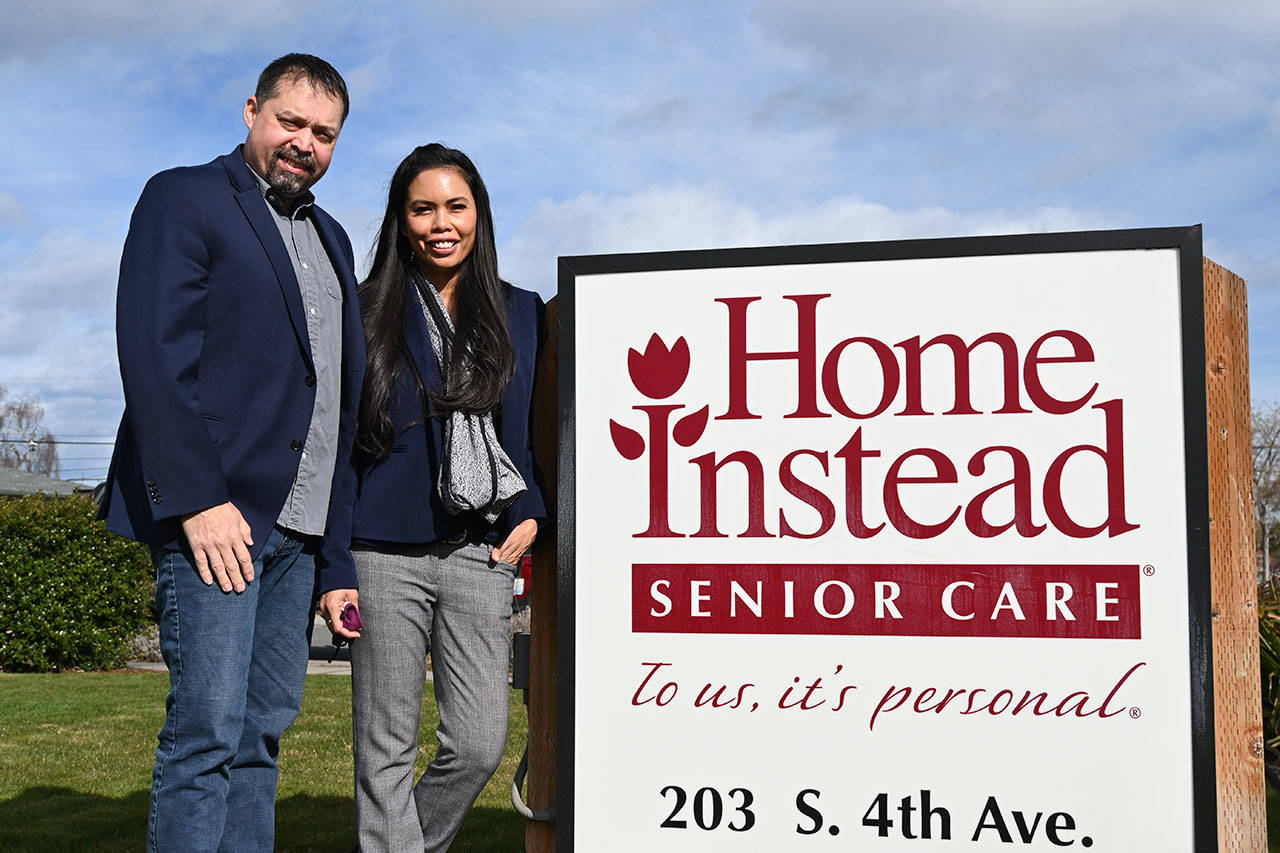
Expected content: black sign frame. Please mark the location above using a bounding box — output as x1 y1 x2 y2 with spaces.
555 225 1213 852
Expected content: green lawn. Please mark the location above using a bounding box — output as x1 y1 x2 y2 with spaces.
0 671 527 851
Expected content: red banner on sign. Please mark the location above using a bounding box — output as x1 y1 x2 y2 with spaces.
632 563 1140 639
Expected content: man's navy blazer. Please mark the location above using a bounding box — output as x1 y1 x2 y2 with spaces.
100 148 367 589
320 280 548 591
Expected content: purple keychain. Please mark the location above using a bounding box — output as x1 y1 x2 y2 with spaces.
327 602 363 662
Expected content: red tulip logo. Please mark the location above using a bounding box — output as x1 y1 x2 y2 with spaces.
627 334 690 399
609 332 708 537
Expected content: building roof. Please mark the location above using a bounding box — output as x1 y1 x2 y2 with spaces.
0 466 84 497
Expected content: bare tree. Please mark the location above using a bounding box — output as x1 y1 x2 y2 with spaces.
1254 401 1280 581
0 384 59 476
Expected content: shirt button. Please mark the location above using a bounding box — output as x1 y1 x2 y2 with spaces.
302 262 309 269
291 439 303 451
310 308 316 315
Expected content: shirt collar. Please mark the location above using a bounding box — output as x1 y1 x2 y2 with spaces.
246 162 315 218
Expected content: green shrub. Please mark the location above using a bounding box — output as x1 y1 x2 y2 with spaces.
0 494 152 672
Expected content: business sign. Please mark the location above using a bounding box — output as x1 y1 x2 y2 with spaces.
557 228 1214 851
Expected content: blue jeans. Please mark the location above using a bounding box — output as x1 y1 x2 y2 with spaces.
148 526 317 853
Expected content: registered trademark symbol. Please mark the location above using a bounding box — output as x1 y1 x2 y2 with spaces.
1142 565 1155 576
1129 707 1142 719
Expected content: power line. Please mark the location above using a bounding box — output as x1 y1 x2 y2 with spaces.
0 438 114 446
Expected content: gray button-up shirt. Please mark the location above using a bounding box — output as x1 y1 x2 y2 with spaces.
249 168 343 537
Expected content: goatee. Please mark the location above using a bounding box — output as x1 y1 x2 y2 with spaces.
266 146 317 197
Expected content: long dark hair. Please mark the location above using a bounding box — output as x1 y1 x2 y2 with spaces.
357 143 515 459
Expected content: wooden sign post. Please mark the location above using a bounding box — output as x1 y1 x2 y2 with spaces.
1203 259 1264 851
527 296 560 853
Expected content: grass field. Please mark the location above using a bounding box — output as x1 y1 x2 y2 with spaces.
0 671 527 851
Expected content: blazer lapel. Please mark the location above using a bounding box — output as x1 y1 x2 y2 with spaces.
313 216 357 294
222 150 313 369
403 277 443 391
234 188 314 368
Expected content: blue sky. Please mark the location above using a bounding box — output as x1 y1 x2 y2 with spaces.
2 0 1277 484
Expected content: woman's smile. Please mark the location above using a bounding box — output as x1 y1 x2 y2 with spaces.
402 167 477 288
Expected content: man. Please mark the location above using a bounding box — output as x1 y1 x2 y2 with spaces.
100 54 364 851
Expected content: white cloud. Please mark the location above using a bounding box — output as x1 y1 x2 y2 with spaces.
2 1 345 57
0 192 28 230
0 337 122 483
2 0 655 59
460 0 647 26
0 227 121 357
751 0 1280 68
746 0 1279 140
341 55 394 107
500 183 1109 298
1 0 1277 451
0 223 125 480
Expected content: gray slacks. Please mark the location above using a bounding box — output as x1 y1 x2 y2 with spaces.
351 542 514 853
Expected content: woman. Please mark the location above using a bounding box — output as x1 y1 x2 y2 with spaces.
321 143 546 852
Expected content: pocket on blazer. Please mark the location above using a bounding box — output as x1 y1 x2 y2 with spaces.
200 413 226 445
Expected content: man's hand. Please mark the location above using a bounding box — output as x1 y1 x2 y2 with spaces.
319 589 362 640
181 502 255 593
491 518 538 566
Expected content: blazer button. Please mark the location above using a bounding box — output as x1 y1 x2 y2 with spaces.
291 439 303 451
305 374 316 386
146 476 157 486
152 494 163 505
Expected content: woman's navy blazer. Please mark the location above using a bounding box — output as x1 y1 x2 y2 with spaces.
320 280 548 591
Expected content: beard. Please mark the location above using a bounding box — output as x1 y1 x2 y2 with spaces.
265 145 318 197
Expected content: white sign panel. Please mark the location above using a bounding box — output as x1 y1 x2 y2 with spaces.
558 229 1214 852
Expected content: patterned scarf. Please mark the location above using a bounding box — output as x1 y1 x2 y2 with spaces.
411 271 526 524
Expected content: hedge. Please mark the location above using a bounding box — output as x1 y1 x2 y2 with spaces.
0 494 153 671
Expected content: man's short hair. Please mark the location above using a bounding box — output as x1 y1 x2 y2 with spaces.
255 53 350 123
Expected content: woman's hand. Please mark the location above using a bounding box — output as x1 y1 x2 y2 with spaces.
492 518 538 566
319 589 362 640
